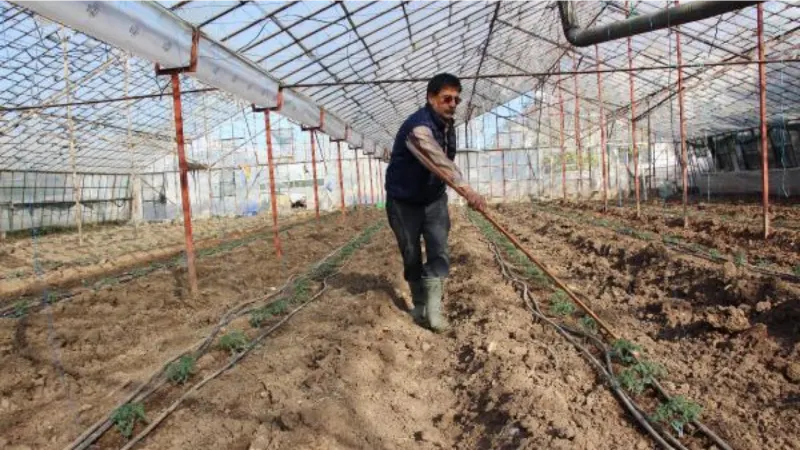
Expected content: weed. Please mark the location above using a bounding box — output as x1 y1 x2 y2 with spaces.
756 258 771 269
111 402 147 439
165 355 196 385
219 330 249 355
651 396 702 437
611 339 642 365
43 291 58 304
793 265 800 277
734 251 747 268
579 316 597 334
617 360 666 395
549 290 575 316
709 249 722 261
13 301 29 318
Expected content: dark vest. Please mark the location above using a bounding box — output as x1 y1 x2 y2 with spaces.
385 104 456 204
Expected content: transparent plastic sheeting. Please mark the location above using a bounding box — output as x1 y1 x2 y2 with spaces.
17 1 359 145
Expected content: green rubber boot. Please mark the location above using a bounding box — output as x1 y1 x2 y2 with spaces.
408 280 426 324
423 278 448 333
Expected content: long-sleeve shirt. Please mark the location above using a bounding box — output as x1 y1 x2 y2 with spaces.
405 125 467 188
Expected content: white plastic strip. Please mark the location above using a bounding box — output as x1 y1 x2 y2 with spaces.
321 111 346 140
348 130 364 149
15 1 366 132
281 89 321 129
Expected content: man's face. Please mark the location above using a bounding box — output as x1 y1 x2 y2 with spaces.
428 86 461 120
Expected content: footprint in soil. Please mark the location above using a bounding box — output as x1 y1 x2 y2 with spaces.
330 272 408 312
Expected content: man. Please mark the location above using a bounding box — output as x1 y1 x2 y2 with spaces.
384 73 486 332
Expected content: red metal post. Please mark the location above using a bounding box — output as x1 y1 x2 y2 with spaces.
757 3 770 239
169 73 198 297
368 156 375 204
355 150 362 211
595 45 609 212
675 0 689 229
263 110 283 258
557 69 566 200
573 55 583 197
309 130 320 219
626 4 641 218
336 141 346 216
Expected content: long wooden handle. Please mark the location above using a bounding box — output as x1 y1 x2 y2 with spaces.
417 150 619 340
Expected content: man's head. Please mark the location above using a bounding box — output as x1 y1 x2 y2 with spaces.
426 73 462 121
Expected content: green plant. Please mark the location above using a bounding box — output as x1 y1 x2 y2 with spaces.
579 316 597 334
549 290 575 316
756 258 771 268
13 301 29 318
734 251 747 268
249 299 289 328
219 330 249 355
617 360 666 395
793 265 800 277
663 234 680 245
709 249 722 261
611 339 642 365
111 402 147 439
165 355 196 385
651 396 702 437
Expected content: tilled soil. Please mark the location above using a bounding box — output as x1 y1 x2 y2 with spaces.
132 210 646 450
4 202 798 449
492 202 800 450
0 211 379 449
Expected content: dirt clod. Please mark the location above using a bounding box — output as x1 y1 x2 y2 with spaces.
786 363 800 383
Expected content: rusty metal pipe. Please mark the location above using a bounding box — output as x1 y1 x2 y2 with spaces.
757 3 770 239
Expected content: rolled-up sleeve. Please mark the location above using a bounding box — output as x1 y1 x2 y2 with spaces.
406 126 466 187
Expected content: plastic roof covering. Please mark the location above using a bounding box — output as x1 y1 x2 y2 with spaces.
1 1 799 174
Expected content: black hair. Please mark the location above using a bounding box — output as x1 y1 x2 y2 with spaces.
427 73 462 97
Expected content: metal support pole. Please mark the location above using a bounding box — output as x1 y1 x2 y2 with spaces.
757 3 770 239
336 141 346 216
676 0 689 228
263 111 282 258
168 73 198 297
596 44 609 212
626 5 641 218
368 156 375 205
355 150 362 212
558 69 567 200
309 130 320 219
573 55 583 198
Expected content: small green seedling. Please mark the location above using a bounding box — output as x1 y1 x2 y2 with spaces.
651 396 702 437
709 249 722 261
111 402 147 439
579 316 597 334
549 290 575 316
793 265 800 277
756 259 771 269
219 330 249 355
734 251 747 268
166 355 196 385
617 360 666 395
663 235 680 245
249 299 289 328
611 339 643 365
13 301 29 318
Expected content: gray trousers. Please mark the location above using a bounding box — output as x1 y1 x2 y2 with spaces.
386 194 451 282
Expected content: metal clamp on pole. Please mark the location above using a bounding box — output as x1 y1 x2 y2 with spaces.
155 28 200 75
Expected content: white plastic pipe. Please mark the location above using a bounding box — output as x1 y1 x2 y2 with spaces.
16 1 362 142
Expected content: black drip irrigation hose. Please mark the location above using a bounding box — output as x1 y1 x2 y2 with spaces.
467 211 733 450
67 221 383 450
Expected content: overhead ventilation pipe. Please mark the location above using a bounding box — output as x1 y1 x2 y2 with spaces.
557 1 761 47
